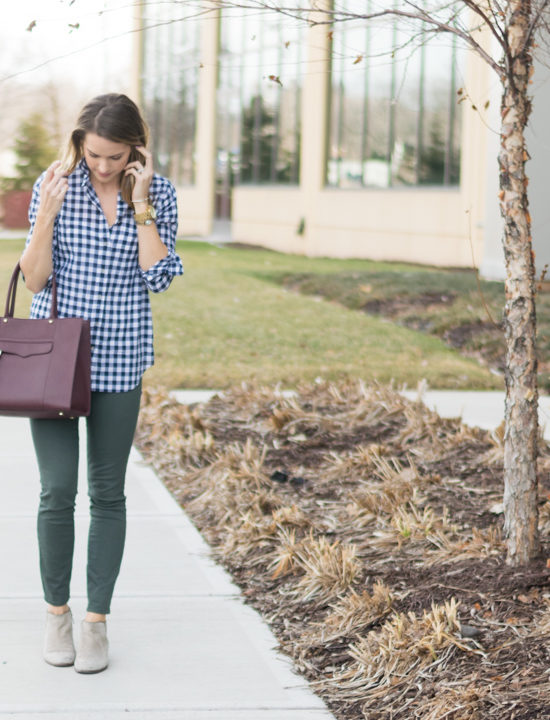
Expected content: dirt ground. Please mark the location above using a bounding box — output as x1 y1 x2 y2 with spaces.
136 381 550 719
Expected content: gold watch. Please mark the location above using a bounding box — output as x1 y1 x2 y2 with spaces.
134 205 157 226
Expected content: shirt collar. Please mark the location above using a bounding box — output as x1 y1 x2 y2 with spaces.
77 158 91 188
76 158 132 216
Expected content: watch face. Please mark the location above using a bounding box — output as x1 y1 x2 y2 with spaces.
150 207 157 220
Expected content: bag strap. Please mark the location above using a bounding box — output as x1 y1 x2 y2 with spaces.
4 263 58 320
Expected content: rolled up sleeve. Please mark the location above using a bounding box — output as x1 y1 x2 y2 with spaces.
140 180 184 293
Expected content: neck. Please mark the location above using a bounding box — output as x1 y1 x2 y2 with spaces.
93 184 119 197
91 176 121 196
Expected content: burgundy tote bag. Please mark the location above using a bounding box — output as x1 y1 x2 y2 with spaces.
0 262 91 419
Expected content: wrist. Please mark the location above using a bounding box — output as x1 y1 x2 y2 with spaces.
35 209 57 226
133 201 148 212
134 204 157 226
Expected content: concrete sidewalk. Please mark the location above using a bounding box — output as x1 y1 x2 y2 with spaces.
0 409 333 719
401 389 550 439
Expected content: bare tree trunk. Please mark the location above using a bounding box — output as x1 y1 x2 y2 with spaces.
500 0 540 565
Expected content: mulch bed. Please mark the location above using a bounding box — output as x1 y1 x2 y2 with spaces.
135 381 550 719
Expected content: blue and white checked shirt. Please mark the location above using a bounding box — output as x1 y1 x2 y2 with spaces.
27 159 184 392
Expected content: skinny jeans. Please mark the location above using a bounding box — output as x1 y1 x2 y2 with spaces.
30 383 142 614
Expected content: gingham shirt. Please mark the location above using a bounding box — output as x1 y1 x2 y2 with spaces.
27 159 184 392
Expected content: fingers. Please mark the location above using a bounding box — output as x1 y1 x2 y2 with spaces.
46 166 68 196
125 146 153 175
39 161 68 217
125 148 153 202
44 160 62 183
135 145 151 162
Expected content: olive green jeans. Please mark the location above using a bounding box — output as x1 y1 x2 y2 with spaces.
30 383 141 614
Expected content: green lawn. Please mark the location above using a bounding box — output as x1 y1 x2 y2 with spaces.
266 260 550 388
0 237 500 390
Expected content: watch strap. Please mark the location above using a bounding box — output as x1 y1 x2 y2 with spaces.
134 205 157 225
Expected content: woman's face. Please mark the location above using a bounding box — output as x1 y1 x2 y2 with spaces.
83 133 132 187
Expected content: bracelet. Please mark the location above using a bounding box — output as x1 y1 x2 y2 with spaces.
132 197 148 203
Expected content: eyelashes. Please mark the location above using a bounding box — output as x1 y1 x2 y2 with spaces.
87 151 124 161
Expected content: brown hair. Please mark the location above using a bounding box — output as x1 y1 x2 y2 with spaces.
63 93 149 206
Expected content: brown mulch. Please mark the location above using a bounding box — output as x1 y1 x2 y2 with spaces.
135 381 550 720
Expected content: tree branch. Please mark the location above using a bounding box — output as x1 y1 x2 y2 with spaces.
238 1 507 78
524 0 550 52
458 0 506 45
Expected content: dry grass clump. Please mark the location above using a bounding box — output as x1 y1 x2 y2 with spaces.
349 480 416 521
269 396 338 437
326 600 479 705
396 402 452 454
218 509 279 561
221 505 310 565
338 455 443 547
413 680 490 720
396 397 487 464
343 381 412 425
349 455 435 517
345 496 460 562
267 382 391 438
271 504 308 527
268 379 413 439
137 386 215 468
269 526 303 579
308 584 393 646
432 526 504 564
230 383 288 405
186 439 275 528
291 535 362 603
390 503 456 546
483 421 505 466
321 444 388 483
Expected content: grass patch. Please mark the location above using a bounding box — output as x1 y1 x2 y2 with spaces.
0 237 500 389
149 241 498 389
0 239 32 318
265 262 550 388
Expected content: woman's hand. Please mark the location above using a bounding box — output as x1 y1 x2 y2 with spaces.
38 161 68 222
125 146 153 203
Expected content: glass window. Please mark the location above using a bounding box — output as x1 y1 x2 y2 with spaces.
327 3 463 188
217 7 303 191
140 1 200 185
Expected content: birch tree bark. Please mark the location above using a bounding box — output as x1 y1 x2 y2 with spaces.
500 0 540 564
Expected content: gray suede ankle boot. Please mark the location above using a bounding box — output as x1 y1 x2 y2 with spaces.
74 620 109 674
43 609 75 667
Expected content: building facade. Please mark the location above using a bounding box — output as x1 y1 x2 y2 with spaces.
132 2 550 277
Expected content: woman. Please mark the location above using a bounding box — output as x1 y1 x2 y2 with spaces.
20 93 183 674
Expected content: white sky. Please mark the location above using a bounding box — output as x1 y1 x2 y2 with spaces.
1 0 134 91
0 1 137 173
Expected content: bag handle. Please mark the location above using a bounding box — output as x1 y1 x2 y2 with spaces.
4 263 58 320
